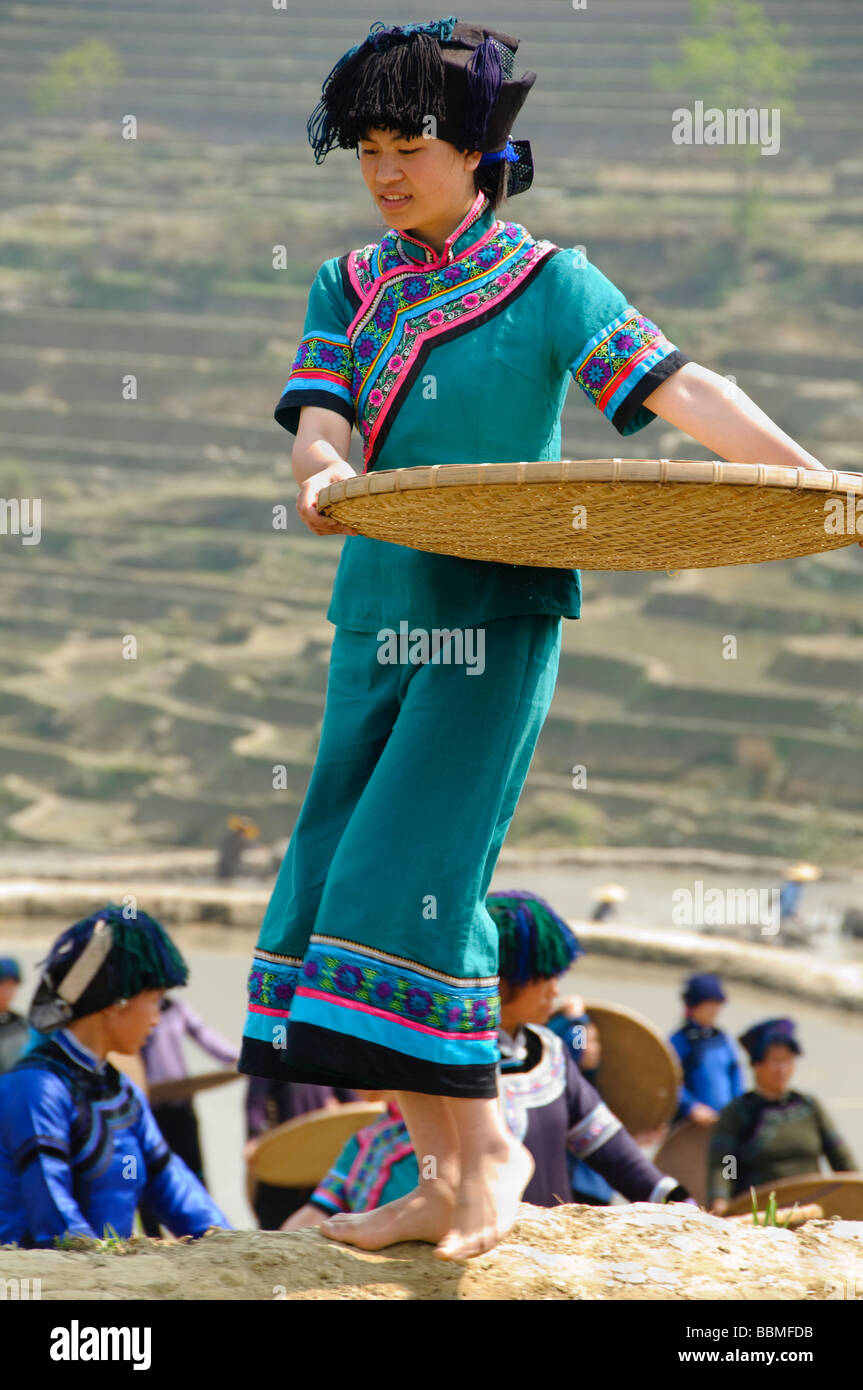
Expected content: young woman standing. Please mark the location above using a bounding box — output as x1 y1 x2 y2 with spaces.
238 17 830 1260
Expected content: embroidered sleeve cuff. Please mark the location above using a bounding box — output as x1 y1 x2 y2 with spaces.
566 1100 623 1159
309 1168 350 1214
308 1191 344 1215
570 307 690 436
649 1174 681 1204
274 333 354 436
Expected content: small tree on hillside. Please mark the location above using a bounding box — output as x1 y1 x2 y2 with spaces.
31 39 123 124
652 0 810 278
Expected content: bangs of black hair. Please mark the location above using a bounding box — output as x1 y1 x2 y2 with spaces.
308 34 451 162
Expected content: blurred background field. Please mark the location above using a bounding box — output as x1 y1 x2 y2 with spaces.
0 0 861 866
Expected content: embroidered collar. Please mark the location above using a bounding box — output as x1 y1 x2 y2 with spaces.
54 1027 108 1074
498 1024 567 1140
343 213 559 471
498 1024 530 1069
395 190 496 267
684 1023 719 1040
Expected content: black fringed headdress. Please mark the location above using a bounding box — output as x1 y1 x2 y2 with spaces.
28 904 188 1032
306 16 537 195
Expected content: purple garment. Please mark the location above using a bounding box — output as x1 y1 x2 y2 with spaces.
245 1078 358 1139
140 998 237 1100
500 1024 681 1208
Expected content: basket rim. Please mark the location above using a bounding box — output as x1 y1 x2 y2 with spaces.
317 458 863 510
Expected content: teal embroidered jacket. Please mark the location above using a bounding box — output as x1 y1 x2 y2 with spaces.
276 191 690 633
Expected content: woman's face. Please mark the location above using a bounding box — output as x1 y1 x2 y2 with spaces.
752 1043 796 1094
105 988 165 1054
500 975 560 1027
0 978 18 1011
688 1000 722 1027
358 125 481 234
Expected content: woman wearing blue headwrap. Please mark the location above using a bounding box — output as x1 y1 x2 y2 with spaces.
0 906 231 1248
707 1018 856 1214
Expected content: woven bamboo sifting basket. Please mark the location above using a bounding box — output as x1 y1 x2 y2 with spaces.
580 999 682 1133
316 458 863 570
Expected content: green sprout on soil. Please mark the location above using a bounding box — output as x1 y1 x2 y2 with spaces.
749 1187 797 1227
53 1224 135 1252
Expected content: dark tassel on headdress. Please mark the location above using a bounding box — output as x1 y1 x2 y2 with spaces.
463 34 503 150
110 907 188 997
307 32 448 164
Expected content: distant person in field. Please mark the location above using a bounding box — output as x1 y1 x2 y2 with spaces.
589 884 627 923
215 814 259 880
777 861 821 931
669 973 745 1128
707 1018 856 1214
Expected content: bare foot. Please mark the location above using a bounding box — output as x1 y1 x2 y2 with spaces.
319 1182 456 1251
434 1134 534 1262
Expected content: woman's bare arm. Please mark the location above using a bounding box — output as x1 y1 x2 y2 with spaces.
643 361 826 471
644 363 863 550
292 405 359 537
281 1203 327 1231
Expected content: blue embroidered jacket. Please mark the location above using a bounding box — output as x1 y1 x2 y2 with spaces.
669 1022 746 1120
0 1030 230 1247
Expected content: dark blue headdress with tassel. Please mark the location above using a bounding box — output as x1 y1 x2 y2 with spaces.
305 17 536 195
28 904 188 1032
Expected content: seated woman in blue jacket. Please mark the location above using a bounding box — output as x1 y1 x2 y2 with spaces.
0 904 231 1248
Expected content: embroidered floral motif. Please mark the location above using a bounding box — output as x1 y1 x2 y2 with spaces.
279 333 354 424
248 955 302 1014
572 311 675 419
288 335 352 390
347 221 559 469
297 940 499 1036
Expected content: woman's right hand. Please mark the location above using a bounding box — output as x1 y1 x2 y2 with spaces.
295 461 360 538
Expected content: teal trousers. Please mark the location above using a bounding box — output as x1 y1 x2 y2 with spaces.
238 613 562 1098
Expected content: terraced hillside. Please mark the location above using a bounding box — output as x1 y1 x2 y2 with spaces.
0 0 861 863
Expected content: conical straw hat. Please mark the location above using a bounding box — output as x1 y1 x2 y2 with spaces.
787 862 822 882
592 883 628 902
250 1102 386 1187
317 459 863 570
582 998 682 1132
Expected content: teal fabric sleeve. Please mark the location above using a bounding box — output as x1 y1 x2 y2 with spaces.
547 247 690 436
275 258 355 435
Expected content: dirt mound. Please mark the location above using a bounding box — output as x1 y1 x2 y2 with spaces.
3 1204 863 1301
